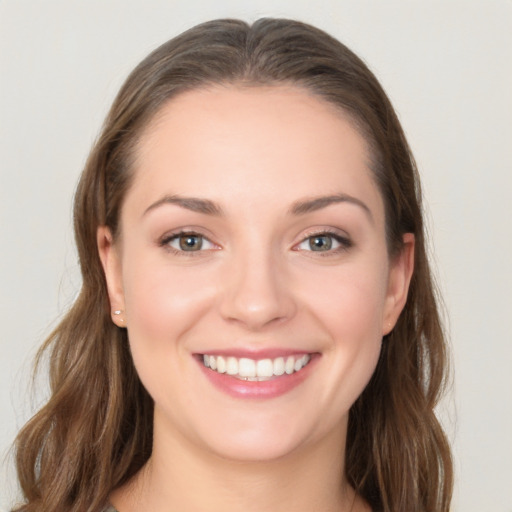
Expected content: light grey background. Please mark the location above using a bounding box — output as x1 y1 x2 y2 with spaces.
1 1 511 510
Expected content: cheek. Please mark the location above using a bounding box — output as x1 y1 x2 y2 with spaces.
119 254 219 415
301 258 389 338
121 250 218 350
324 277 385 368
299 260 387 405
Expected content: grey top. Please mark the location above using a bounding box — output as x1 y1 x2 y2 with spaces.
103 506 118 512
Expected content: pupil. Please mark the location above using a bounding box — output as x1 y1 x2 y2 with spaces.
180 235 202 251
310 235 332 251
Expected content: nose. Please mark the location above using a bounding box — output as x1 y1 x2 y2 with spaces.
219 248 297 331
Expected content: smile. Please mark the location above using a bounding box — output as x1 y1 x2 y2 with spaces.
202 354 311 381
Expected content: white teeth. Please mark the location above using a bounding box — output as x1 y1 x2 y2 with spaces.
226 357 238 375
256 359 273 378
285 356 295 374
238 358 256 377
297 355 309 371
216 356 226 373
202 354 311 379
273 357 285 376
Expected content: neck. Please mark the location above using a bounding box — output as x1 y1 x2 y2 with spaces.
111 412 366 512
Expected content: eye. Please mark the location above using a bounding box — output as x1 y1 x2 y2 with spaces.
296 232 351 253
162 232 216 252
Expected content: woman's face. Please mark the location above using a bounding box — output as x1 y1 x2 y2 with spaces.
99 85 413 462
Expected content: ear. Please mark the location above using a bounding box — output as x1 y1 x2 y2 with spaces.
97 226 126 327
382 233 415 335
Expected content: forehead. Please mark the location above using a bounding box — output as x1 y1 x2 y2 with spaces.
127 85 383 222
141 84 367 159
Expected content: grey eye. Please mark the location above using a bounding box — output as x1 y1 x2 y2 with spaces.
296 232 350 253
308 235 333 251
165 232 215 252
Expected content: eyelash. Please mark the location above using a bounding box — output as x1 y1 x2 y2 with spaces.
159 229 353 256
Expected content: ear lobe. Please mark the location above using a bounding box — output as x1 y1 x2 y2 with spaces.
97 226 125 326
382 233 415 335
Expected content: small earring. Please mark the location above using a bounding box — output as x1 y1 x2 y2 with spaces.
112 309 126 327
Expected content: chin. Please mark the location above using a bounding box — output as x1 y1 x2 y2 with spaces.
190 407 340 465
203 431 309 464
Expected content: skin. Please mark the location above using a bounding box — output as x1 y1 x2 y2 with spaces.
98 85 414 512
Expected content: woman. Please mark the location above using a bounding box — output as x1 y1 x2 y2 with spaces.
12 18 452 512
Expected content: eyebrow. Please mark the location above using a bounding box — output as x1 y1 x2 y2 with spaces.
289 193 373 222
143 192 373 222
143 195 224 217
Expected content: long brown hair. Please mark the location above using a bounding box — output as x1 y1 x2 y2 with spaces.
13 18 452 512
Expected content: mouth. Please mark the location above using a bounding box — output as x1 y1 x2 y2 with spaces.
201 353 311 381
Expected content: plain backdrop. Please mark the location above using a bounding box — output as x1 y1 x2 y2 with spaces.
1 1 511 510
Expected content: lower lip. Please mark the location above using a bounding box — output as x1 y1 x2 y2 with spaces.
197 355 318 399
